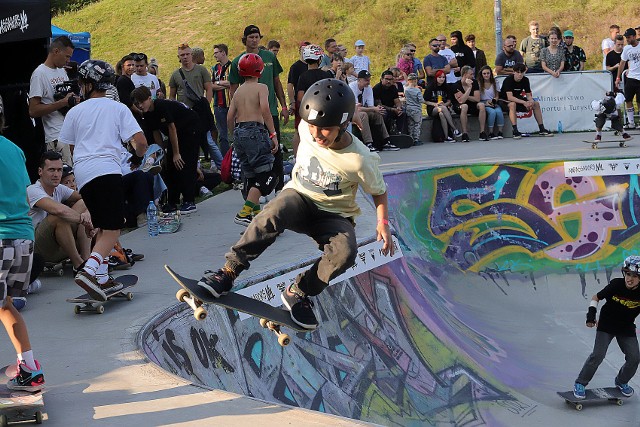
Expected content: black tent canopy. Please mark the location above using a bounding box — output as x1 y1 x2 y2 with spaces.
0 0 51 45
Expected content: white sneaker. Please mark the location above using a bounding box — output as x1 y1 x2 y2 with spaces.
27 279 41 294
453 129 462 138
200 186 213 198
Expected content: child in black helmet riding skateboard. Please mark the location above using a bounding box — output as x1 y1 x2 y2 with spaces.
197 78 394 329
573 256 640 399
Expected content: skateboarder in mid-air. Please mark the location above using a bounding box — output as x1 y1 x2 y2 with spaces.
196 78 394 329
573 256 640 399
0 95 45 391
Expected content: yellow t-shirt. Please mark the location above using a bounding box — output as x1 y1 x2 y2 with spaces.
285 123 386 218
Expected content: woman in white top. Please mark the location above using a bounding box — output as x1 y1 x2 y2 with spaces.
477 65 504 139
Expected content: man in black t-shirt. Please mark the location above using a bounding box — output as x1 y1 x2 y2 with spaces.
499 63 551 138
573 256 640 400
372 70 404 134
287 42 310 155
132 86 201 214
606 35 626 87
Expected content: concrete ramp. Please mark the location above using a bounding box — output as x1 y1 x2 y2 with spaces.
141 159 640 426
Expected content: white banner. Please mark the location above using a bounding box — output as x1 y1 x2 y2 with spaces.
235 236 403 320
564 158 640 177
497 71 613 133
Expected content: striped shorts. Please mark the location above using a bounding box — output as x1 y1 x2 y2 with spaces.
0 239 33 299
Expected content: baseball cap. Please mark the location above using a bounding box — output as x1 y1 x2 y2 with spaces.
563 30 574 37
357 70 371 79
407 73 418 80
355 39 365 47
624 28 636 37
62 165 74 179
243 25 262 38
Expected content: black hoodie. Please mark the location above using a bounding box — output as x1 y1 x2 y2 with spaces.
450 30 476 77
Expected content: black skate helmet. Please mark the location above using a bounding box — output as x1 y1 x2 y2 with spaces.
78 59 116 90
299 78 355 128
602 96 616 115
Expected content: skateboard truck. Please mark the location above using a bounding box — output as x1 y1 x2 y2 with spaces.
176 289 207 321
259 318 291 346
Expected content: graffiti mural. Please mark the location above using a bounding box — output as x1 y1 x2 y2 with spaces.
386 162 640 274
143 259 537 426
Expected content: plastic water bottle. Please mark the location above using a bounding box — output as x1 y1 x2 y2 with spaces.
147 201 159 237
557 121 563 134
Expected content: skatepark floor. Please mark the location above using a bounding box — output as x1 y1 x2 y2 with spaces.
1 132 637 426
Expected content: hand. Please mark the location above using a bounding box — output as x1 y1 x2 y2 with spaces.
79 211 92 227
156 90 165 99
270 136 279 154
377 105 386 115
84 223 96 239
173 153 185 170
586 321 596 328
197 168 204 181
280 107 290 126
377 221 395 257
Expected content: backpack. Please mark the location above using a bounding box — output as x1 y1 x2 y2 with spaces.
220 147 233 184
431 116 446 142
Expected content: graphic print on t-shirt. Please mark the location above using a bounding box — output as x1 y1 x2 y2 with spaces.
295 156 343 197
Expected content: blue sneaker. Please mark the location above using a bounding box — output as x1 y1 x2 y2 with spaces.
615 378 634 397
11 297 26 312
7 360 45 392
573 383 586 399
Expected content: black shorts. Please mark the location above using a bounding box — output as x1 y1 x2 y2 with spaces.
242 170 279 198
80 174 125 230
453 103 479 116
624 76 640 103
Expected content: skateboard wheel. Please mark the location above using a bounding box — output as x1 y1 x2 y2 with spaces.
620 142 627 148
126 292 134 301
176 289 189 303
74 305 81 315
35 410 43 424
278 334 291 346
97 305 105 314
57 268 64 276
259 318 269 328
194 306 207 320
0 414 7 427
591 143 598 149
617 399 623 406
575 403 582 411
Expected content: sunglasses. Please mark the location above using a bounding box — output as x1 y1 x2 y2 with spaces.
410 49 416 52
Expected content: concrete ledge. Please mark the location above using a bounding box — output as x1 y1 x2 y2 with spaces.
420 113 513 142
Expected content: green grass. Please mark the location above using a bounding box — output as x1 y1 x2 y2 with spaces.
54 0 640 82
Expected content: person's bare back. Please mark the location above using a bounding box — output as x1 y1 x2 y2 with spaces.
230 80 271 124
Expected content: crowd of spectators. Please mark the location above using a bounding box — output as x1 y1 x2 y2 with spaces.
5 20 638 309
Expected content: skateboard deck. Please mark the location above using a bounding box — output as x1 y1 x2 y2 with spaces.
0 380 44 425
66 274 137 314
583 140 630 149
158 212 181 234
557 387 628 411
43 259 70 277
165 265 310 346
389 134 414 149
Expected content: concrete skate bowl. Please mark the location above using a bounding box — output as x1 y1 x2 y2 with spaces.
140 159 640 426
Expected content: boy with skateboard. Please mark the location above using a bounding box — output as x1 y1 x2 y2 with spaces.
573 256 640 399
0 95 45 391
226 53 279 226
59 60 148 301
591 91 632 144
196 78 394 330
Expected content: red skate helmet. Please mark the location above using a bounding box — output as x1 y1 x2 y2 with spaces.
238 53 264 78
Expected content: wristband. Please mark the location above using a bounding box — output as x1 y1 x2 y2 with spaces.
269 131 277 139
377 218 389 225
589 300 598 308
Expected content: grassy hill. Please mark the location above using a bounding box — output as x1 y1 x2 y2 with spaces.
54 0 640 84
